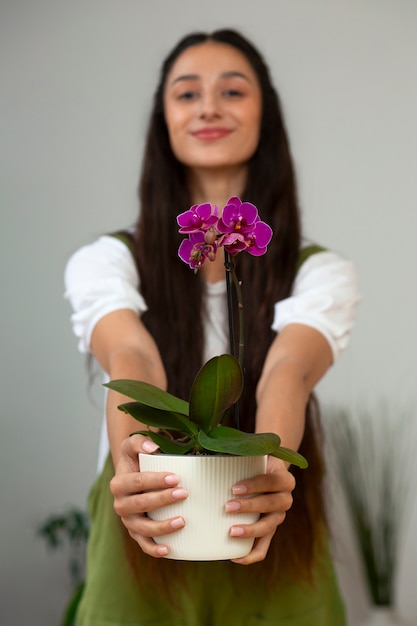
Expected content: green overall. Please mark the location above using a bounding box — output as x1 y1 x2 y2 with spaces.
76 454 346 626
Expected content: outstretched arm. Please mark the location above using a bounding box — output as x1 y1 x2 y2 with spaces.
91 309 189 557
91 308 167 466
228 323 333 565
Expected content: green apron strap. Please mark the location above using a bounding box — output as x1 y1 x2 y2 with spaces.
296 244 326 272
109 230 135 254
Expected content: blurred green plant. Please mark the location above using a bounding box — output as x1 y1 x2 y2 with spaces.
38 507 89 626
327 405 415 607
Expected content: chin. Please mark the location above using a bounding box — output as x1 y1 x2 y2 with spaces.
180 151 252 171
172 138 256 169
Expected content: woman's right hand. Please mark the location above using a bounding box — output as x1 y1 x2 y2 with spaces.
109 434 189 558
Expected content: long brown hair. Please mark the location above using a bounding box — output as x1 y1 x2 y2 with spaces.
127 28 327 586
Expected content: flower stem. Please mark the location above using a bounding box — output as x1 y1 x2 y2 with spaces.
224 251 244 430
224 252 236 358
231 267 244 369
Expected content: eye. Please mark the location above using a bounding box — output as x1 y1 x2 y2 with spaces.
177 91 199 101
222 89 244 98
223 89 245 100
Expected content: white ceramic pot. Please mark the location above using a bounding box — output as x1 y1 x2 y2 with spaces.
139 453 267 561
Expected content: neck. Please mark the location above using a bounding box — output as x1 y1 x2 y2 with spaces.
200 246 226 284
187 165 248 210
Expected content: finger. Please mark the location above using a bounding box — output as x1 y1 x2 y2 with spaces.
136 535 170 558
231 532 275 565
125 527 170 559
122 512 186 539
110 469 182 499
123 513 187 559
229 510 286 540
112 484 188 517
225 490 293 515
117 434 160 473
232 470 296 496
266 455 288 473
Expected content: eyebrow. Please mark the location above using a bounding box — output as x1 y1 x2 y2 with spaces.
170 71 252 86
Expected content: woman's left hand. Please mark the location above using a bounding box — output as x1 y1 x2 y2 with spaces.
226 456 296 564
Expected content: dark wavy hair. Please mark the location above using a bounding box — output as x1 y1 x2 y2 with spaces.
126 28 327 588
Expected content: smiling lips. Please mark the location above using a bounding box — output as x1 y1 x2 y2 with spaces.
191 127 233 140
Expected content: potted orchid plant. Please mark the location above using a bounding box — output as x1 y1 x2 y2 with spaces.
105 197 307 560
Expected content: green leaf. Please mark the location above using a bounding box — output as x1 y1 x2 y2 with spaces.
198 426 308 468
271 446 308 468
60 581 85 626
189 355 243 432
135 431 196 455
198 426 280 456
119 402 198 438
104 379 189 415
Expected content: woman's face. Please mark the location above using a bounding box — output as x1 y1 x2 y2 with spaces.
163 41 262 172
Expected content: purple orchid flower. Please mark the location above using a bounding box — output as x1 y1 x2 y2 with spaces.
178 231 218 270
217 197 259 235
217 197 273 255
235 219 273 256
177 196 273 266
177 202 219 234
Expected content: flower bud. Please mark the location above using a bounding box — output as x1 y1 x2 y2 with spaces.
204 227 218 245
207 248 217 261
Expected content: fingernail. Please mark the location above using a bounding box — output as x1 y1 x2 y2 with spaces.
232 484 248 495
230 526 245 537
164 474 179 486
172 488 188 500
156 546 169 556
225 500 242 512
142 440 160 453
169 517 185 530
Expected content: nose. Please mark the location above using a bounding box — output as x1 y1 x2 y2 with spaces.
199 90 221 120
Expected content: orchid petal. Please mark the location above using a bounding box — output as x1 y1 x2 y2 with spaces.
246 245 267 256
221 233 245 245
253 221 273 247
196 202 213 220
177 211 193 228
218 198 258 235
178 238 194 265
237 202 258 224
177 203 219 233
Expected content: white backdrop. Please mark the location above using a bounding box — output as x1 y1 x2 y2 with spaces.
1 1 416 624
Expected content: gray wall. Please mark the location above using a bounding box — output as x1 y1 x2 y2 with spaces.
1 1 416 624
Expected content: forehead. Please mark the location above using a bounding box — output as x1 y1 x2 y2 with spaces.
165 41 259 86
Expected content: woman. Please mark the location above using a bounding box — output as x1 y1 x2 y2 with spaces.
65 28 358 625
